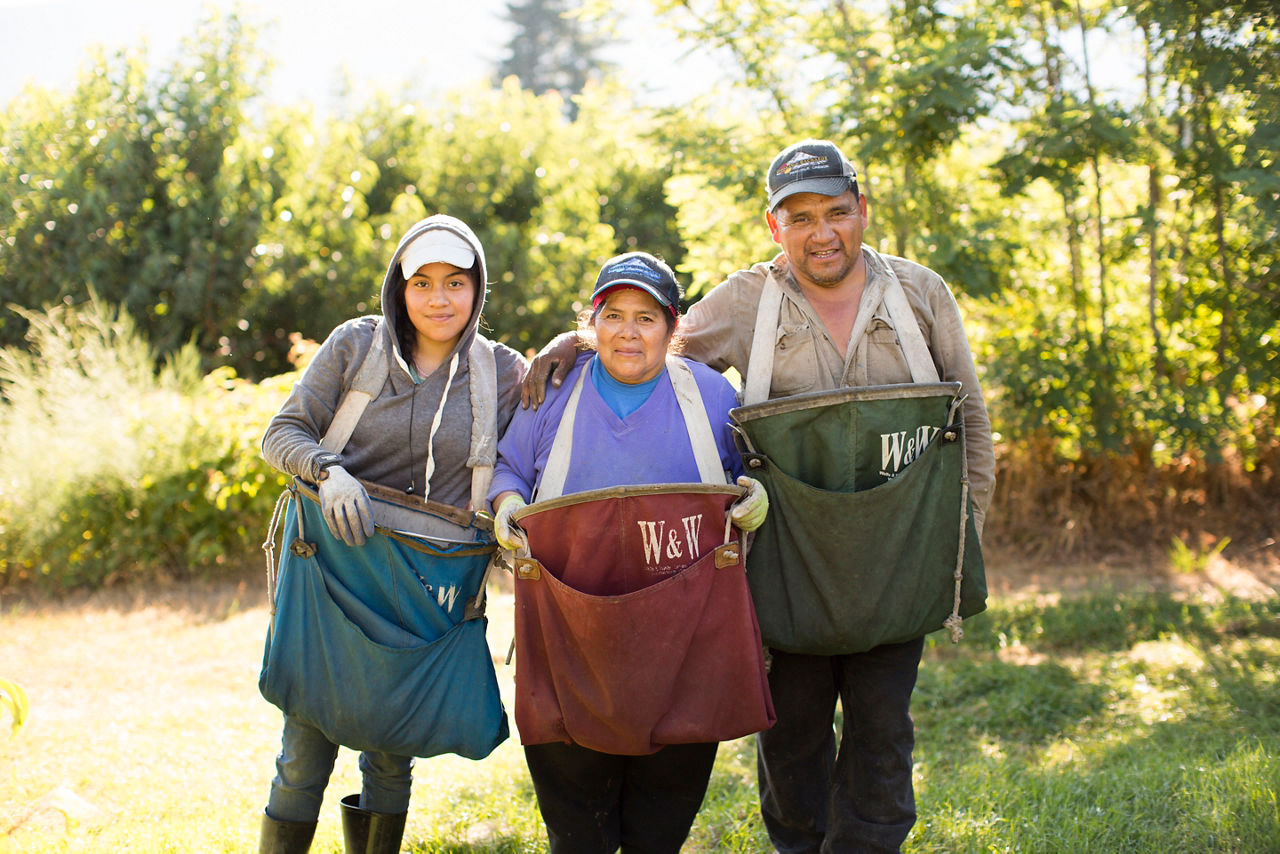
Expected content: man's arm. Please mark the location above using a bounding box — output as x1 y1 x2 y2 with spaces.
679 272 765 376
923 281 996 537
520 331 583 409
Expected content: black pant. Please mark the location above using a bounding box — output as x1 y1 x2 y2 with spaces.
757 637 925 854
524 740 719 854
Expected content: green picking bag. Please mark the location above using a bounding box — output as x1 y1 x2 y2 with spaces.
731 382 986 655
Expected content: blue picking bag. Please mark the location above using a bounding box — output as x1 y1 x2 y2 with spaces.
259 481 508 759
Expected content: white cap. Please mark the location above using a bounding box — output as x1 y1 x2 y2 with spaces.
398 229 475 279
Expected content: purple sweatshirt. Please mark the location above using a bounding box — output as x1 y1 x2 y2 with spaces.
489 353 745 502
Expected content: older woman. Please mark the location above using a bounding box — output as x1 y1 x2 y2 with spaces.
488 251 769 854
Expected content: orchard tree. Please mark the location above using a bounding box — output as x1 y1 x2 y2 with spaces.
497 0 611 119
0 9 271 364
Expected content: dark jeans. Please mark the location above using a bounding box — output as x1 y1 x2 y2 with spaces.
524 740 719 854
757 637 925 854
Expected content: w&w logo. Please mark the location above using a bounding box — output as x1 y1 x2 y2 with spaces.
880 425 939 478
636 513 705 567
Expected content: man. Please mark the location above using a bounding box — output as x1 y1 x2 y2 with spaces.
524 139 995 852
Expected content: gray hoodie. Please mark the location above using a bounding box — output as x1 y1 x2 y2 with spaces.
262 214 527 509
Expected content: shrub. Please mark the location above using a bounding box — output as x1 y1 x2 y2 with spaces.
0 296 289 591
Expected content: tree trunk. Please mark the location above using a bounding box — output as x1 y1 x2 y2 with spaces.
1143 25 1167 379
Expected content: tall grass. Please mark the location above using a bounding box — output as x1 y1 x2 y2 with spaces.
0 296 288 590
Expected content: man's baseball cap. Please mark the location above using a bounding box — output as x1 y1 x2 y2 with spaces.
591 252 682 317
766 139 859 210
399 228 475 279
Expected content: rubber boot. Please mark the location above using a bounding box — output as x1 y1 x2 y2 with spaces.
258 810 317 853
340 793 407 853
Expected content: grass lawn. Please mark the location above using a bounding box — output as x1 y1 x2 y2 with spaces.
1 554 1277 852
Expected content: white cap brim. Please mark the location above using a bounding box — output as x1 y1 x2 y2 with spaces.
399 230 475 279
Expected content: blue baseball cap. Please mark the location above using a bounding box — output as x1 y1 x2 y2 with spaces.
590 252 682 316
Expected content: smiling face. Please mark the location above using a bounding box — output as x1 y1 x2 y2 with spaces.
767 189 869 290
403 261 476 367
592 287 674 385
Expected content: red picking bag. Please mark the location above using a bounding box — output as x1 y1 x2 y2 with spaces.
511 483 775 756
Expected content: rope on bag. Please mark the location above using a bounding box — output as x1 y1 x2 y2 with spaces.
942 475 970 644
942 391 970 643
262 485 293 641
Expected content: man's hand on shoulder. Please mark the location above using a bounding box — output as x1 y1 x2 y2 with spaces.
520 331 582 409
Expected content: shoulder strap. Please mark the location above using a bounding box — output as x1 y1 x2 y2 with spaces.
742 272 784 406
466 337 498 510
320 321 502 511
881 268 940 383
320 320 389 453
537 358 728 502
666 356 729 485
535 366 589 502
742 263 940 402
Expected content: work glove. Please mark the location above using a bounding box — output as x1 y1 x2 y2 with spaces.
318 465 375 547
494 494 529 553
730 476 769 532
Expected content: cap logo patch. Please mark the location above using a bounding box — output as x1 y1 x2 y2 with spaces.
606 258 663 284
776 151 830 177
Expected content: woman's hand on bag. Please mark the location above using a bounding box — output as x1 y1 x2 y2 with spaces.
520 332 580 410
494 493 529 552
319 465 375 546
730 476 769 532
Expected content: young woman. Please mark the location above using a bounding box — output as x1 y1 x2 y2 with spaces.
257 215 525 853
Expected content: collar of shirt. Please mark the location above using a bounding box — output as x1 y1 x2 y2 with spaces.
590 355 664 419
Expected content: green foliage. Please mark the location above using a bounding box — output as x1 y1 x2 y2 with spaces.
0 677 28 738
0 296 287 591
230 104 384 375
649 118 783 300
1169 535 1232 575
0 9 273 365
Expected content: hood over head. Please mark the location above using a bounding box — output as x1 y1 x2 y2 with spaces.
380 214 489 375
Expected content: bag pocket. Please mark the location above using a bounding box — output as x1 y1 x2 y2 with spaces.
746 434 985 654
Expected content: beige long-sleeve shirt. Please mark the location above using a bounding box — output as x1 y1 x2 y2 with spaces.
681 247 995 534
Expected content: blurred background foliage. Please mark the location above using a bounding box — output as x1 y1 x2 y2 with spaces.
1 0 1276 590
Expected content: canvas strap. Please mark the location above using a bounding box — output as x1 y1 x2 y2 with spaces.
466 338 498 508
320 325 388 454
742 272 784 406
320 319 498 510
536 356 726 502
742 263 938 406
880 262 940 383
665 356 728 485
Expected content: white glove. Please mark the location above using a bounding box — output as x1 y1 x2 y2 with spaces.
318 465 375 546
730 476 769 532
494 494 529 552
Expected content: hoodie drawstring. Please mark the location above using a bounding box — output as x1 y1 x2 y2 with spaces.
419 350 460 504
